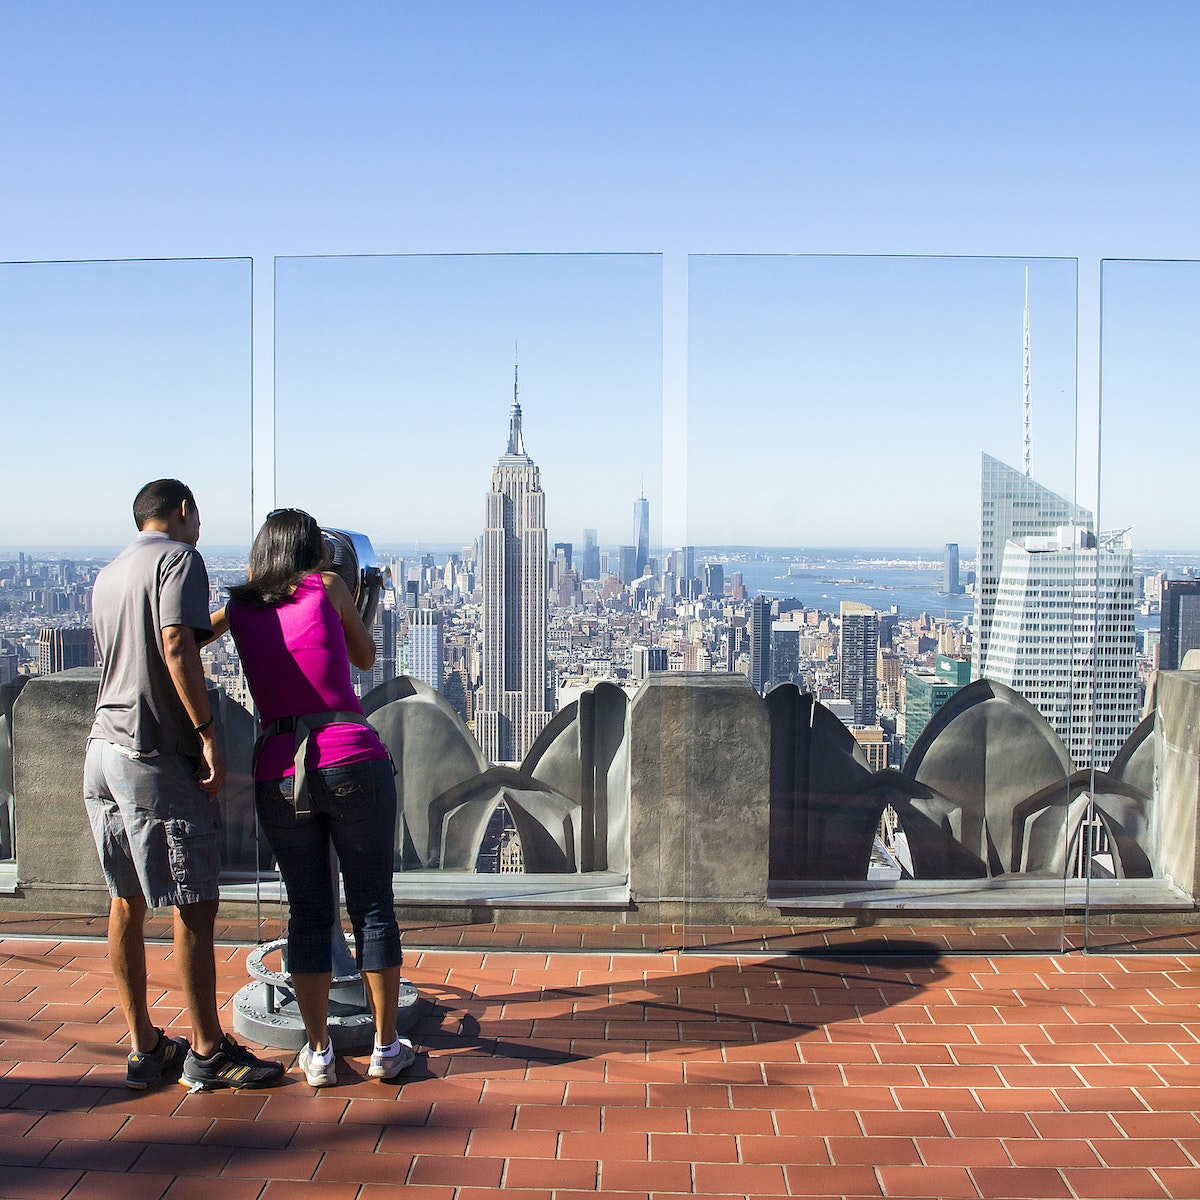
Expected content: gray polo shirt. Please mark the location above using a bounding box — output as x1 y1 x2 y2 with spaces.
90 531 213 756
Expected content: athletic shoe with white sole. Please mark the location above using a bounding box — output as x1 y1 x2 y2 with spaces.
368 1035 416 1080
179 1034 286 1091
298 1041 337 1087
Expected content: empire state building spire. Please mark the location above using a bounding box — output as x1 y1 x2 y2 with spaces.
507 354 525 456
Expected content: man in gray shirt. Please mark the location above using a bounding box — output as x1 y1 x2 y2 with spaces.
87 479 283 1091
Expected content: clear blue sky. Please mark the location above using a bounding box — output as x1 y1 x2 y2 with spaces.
2 2 1198 548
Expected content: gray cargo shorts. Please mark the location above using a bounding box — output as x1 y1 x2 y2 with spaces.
83 738 221 907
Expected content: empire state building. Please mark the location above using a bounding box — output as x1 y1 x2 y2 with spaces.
475 372 551 763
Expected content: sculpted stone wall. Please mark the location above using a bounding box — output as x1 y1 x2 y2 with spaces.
0 669 1194 919
1154 670 1200 895
0 677 26 861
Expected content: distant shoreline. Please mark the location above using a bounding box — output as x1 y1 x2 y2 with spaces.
4 543 1200 561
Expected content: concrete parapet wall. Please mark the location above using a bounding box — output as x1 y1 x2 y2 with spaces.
628 673 770 907
11 669 105 894
4 668 1200 927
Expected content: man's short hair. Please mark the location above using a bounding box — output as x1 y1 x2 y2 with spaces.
133 479 195 530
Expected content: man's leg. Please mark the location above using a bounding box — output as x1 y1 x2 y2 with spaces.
174 899 224 1057
174 895 286 1090
109 894 158 1054
86 743 162 1056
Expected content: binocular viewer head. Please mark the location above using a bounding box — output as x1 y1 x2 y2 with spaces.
322 528 383 628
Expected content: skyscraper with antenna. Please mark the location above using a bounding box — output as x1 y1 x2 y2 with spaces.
633 484 650 578
475 357 551 763
973 268 1137 768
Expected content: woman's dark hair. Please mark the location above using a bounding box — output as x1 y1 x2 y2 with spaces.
228 508 327 608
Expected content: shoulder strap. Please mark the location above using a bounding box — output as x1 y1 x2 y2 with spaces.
256 710 373 818
290 711 372 817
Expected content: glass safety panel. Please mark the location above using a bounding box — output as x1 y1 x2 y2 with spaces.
0 257 253 892
682 254 1080 958
272 252 664 954
1085 260 1200 952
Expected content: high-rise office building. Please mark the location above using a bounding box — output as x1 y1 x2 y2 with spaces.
984 524 1137 769
618 545 637 585
944 543 961 595
839 601 878 726
582 529 600 580
632 644 669 678
668 545 695 584
974 454 1090 680
903 654 971 757
633 491 650 577
0 638 17 685
703 562 725 599
555 569 582 609
475 380 551 763
373 595 398 690
851 726 889 771
749 595 772 694
770 623 801 687
1160 580 1200 671
407 608 445 694
353 600 393 698
37 627 95 674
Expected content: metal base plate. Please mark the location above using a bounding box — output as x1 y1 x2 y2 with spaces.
231 937 421 1051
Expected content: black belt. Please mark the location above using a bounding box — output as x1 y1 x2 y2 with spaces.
255 710 373 818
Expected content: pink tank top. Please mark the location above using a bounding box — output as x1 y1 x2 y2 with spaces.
228 572 387 781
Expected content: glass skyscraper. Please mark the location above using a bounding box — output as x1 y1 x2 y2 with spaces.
633 491 650 578
984 526 1137 769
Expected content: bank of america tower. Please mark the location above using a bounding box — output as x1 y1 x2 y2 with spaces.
475 369 552 763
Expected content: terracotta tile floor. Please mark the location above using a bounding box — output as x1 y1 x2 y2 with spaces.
4 924 1200 1199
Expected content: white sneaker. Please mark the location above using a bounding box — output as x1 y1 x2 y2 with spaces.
368 1036 415 1080
298 1041 336 1087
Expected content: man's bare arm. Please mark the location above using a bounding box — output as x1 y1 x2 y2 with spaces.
161 624 226 796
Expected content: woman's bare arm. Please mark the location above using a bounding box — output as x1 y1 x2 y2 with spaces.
321 572 376 669
197 605 229 647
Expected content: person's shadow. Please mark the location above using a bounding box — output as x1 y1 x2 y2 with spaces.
0 938 946 1106
397 938 948 1083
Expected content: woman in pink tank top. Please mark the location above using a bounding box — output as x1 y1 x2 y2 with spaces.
211 509 414 1087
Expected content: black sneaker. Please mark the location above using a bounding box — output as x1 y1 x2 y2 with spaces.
179 1034 286 1091
126 1029 189 1090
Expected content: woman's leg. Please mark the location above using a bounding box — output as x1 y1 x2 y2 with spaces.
290 972 332 1051
362 967 401 1047
256 778 336 1051
322 758 403 1044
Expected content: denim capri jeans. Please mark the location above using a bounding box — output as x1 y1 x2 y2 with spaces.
255 755 402 975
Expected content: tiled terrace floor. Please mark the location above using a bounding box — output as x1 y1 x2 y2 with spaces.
4 921 1200 1200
